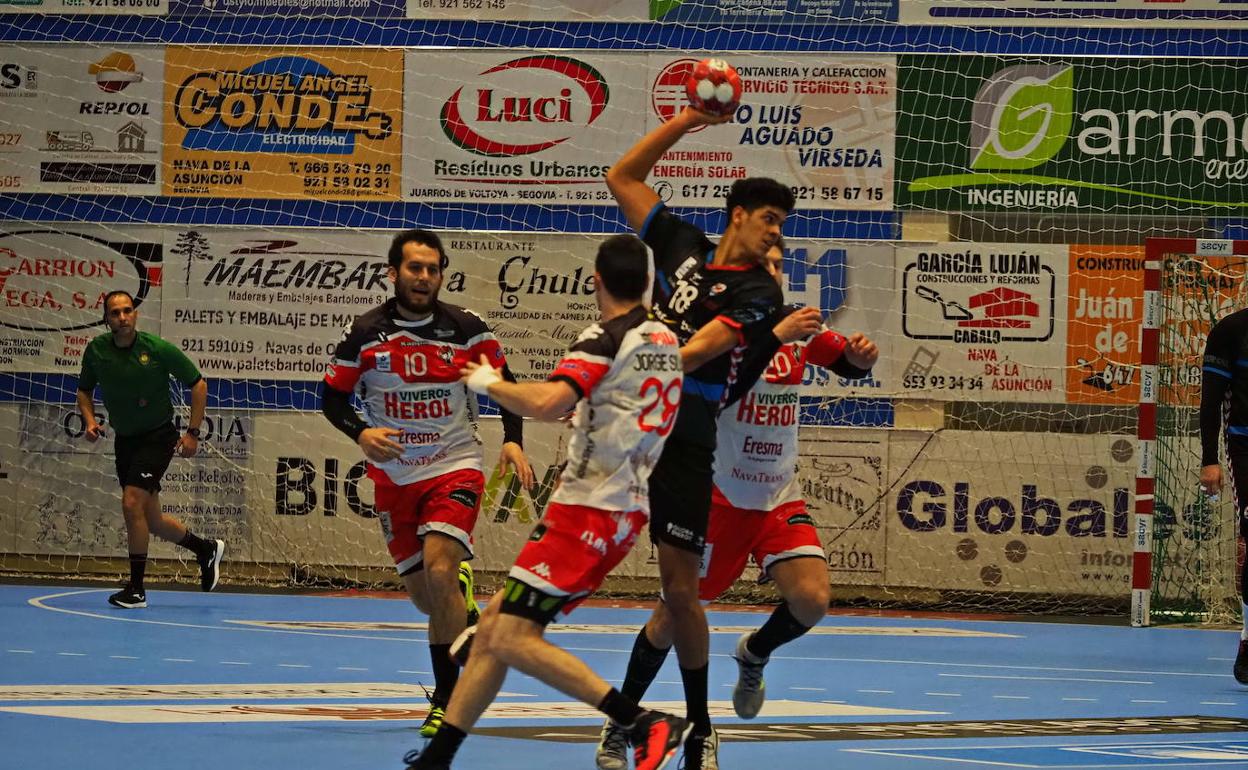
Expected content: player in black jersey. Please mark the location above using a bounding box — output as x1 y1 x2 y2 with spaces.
1198 307 1248 684
603 105 821 769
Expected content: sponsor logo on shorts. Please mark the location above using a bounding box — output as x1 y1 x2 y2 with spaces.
666 522 694 542
786 513 814 527
528 523 546 542
447 488 479 509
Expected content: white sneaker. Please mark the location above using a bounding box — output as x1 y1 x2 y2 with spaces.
731 632 767 719
595 718 630 770
680 728 718 770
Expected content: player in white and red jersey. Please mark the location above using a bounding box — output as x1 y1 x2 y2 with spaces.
319 229 533 736
596 243 878 768
404 234 692 770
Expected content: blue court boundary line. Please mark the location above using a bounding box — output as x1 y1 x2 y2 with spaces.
0 198 899 241
1 19 1248 56
0 372 893 426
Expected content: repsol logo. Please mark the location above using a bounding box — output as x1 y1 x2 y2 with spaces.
896 481 1128 537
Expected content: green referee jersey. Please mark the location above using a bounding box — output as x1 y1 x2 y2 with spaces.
76 331 202 437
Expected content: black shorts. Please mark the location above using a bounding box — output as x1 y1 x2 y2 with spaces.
114 423 178 493
648 438 713 555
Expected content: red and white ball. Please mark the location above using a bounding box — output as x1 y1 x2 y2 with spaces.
685 58 742 117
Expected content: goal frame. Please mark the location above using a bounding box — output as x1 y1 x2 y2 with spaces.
1134 237 1248 627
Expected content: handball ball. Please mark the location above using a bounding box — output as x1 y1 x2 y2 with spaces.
686 58 742 117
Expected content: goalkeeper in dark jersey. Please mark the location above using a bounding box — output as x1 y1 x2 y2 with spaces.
75 290 224 610
1198 307 1248 685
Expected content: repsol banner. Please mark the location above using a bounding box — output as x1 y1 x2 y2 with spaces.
885 430 1136 597
897 57 1248 213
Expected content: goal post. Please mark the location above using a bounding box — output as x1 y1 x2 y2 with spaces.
1135 237 1248 627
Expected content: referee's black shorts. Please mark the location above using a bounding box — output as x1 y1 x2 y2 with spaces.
114 422 178 493
648 438 713 555
1226 450 1248 540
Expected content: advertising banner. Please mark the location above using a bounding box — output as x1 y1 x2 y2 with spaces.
901 0 1248 27
886 430 1136 597
1065 246 1144 405
171 0 401 16
11 403 250 557
646 54 895 211
799 428 887 586
896 57 1248 213
406 0 895 22
893 243 1068 402
0 47 163 194
402 50 647 205
0 227 164 374
163 47 403 199
0 0 165 14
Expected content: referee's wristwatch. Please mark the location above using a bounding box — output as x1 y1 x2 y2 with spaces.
186 427 202 439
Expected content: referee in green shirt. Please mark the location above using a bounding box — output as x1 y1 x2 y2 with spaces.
76 290 224 609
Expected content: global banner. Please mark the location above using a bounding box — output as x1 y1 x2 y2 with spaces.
0 227 164 373
645 53 895 211
886 430 1136 598
163 47 403 199
901 0 1248 27
0 47 163 194
896 57 1248 213
892 243 1069 403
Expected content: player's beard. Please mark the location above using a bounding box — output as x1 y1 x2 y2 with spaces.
395 278 438 317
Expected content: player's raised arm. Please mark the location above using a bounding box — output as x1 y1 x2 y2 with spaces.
463 356 580 422
606 107 733 233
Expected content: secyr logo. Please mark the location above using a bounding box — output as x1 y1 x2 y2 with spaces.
440 55 610 157
897 481 1129 538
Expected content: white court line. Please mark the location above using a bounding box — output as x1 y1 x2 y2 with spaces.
925 692 961 697
26 589 431 644
1201 701 1237 705
23 589 1235 683
858 689 893 694
6 649 33 654
1062 697 1098 702
992 695 1030 700
109 655 138 660
56 652 86 657
219 661 250 666
939 673 1152 685
1129 699 1167 703
336 667 368 671
790 686 825 691
278 664 311 669
1208 657 1234 661
162 658 194 663
844 748 1038 768
397 670 429 675
845 736 1248 768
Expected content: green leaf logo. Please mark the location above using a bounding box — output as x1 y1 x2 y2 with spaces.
970 65 1074 171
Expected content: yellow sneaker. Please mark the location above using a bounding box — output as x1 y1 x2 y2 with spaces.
419 703 445 738
458 562 480 627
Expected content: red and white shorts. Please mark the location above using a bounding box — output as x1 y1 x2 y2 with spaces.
371 468 484 575
698 487 825 601
508 502 648 617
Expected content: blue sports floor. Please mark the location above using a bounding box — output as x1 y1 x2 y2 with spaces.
1 583 1246 770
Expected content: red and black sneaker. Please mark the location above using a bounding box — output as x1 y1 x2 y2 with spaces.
630 710 692 770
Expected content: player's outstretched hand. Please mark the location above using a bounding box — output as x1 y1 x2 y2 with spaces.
773 306 823 343
680 105 735 128
500 442 535 490
83 422 105 442
462 355 503 395
1200 463 1224 498
845 332 879 371
358 427 404 464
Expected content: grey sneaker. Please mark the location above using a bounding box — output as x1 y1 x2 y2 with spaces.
731 632 767 719
595 718 630 770
680 728 719 770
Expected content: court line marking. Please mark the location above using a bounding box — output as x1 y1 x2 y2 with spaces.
991 695 1030 700
843 748 1037 768
6 649 33 654
22 589 1236 683
1201 701 1237 705
56 652 86 657
163 658 194 663
1129 699 1167 704
924 692 962 697
845 737 1248 768
1062 698 1098 702
858 689 893 694
26 589 432 644
939 673 1153 685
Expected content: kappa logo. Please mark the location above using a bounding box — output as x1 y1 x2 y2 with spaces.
530 562 551 578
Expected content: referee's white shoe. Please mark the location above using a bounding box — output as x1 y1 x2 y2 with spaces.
198 539 225 592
